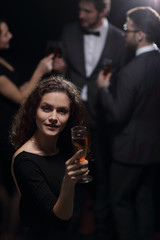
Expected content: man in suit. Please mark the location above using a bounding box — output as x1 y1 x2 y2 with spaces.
53 0 131 239
54 0 127 128
97 6 160 240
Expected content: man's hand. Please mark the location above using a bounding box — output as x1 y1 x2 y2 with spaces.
96 70 112 88
53 57 67 73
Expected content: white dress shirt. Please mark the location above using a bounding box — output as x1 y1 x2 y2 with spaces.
81 18 109 101
136 43 159 56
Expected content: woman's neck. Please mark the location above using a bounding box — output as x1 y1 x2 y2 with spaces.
31 132 59 156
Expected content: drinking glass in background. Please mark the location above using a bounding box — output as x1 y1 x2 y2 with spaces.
45 41 62 58
71 125 93 183
102 58 112 76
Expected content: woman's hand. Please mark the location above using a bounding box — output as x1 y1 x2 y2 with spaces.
65 150 89 183
36 53 54 75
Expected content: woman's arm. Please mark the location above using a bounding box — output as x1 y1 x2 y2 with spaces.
53 150 88 220
0 54 53 104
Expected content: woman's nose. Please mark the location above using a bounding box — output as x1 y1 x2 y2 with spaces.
49 111 58 123
49 117 58 124
9 32 13 39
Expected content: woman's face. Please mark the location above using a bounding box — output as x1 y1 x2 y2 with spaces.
0 22 13 50
36 91 70 137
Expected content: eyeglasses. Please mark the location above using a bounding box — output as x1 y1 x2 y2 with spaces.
123 24 140 33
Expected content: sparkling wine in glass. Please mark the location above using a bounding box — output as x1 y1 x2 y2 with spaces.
71 126 93 183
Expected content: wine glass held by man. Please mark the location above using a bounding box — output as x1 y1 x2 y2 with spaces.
96 69 112 88
9 75 90 240
0 19 53 238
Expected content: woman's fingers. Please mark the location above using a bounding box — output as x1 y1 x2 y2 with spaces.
66 149 84 165
65 150 88 180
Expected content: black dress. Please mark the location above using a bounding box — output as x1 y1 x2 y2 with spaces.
13 151 71 240
0 63 19 194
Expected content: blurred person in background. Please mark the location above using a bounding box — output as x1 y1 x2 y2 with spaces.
0 19 53 239
52 0 133 239
97 6 160 240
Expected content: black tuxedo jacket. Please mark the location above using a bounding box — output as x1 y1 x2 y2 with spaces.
98 50 160 165
61 21 129 128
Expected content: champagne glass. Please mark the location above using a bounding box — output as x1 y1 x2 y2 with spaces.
45 40 62 58
71 126 93 183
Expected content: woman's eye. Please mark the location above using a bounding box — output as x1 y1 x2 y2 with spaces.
41 105 51 112
58 108 69 114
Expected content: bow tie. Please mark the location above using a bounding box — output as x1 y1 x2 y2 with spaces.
82 29 100 37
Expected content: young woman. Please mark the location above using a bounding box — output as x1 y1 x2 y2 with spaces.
9 75 89 240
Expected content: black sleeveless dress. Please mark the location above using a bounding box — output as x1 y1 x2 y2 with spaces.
0 63 19 194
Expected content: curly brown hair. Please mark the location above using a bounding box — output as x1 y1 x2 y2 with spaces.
9 75 89 155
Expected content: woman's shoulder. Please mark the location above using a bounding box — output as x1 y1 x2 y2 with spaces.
13 148 25 160
0 57 14 72
12 140 34 161
12 149 41 172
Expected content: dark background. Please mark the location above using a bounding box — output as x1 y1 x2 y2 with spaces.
1 0 160 234
1 0 160 82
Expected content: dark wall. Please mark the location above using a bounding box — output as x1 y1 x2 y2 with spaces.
1 0 160 82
